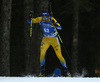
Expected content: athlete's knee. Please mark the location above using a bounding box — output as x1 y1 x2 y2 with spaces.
56 53 65 61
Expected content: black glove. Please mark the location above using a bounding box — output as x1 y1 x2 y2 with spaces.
51 20 58 27
29 11 33 21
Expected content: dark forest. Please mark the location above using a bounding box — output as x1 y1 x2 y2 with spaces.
0 0 100 77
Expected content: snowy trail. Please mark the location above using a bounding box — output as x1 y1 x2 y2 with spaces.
0 77 100 82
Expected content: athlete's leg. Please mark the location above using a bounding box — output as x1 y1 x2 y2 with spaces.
51 37 71 77
50 37 71 77
40 37 50 67
51 37 67 68
39 37 50 76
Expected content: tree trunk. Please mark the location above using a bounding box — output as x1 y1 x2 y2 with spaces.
24 0 34 75
32 0 49 75
0 0 12 76
72 0 79 76
24 0 49 76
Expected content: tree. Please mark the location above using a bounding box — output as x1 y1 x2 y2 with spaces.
24 0 34 75
31 0 49 75
72 0 79 76
0 0 12 76
24 0 49 75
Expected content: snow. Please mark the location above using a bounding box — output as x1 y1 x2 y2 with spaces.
0 77 100 82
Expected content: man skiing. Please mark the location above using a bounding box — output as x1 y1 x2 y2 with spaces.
27 10 71 77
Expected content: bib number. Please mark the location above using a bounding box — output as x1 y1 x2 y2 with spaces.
44 28 49 33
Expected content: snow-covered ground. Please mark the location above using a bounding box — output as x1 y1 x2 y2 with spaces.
0 77 100 82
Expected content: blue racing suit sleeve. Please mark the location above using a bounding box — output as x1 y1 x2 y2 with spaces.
27 18 31 23
51 17 62 30
56 24 62 30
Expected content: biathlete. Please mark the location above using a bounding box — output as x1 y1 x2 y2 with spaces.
27 10 71 77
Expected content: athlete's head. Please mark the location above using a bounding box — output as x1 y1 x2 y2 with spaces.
42 10 50 22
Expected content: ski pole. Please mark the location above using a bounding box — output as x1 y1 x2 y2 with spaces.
49 2 72 63
29 11 33 37
30 18 32 37
54 26 72 62
54 27 63 43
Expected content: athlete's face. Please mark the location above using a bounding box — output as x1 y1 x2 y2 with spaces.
42 16 49 22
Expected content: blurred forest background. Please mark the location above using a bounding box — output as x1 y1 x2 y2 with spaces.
0 0 100 77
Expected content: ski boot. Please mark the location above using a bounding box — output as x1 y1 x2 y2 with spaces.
64 67 71 77
39 66 45 77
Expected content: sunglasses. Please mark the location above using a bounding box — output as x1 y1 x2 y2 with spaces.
43 17 48 20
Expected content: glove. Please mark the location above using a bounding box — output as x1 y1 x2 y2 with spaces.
29 11 33 21
51 20 58 27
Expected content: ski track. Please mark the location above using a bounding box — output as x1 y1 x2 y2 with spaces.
0 77 100 82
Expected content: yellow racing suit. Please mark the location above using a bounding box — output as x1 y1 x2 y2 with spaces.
27 16 67 68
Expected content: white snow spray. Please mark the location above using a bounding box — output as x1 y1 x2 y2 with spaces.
73 68 88 77
81 68 88 77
